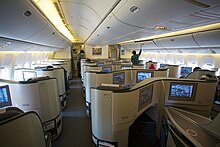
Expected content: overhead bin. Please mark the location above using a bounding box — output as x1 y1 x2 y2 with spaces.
142 41 160 49
0 0 70 49
0 0 47 41
122 41 160 50
154 34 199 48
197 0 220 6
28 23 70 49
112 0 202 28
0 37 62 51
193 29 220 47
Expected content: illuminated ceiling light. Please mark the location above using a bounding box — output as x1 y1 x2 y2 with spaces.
32 0 75 42
153 25 169 30
120 22 220 44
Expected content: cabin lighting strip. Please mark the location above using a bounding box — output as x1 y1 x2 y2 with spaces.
32 0 75 42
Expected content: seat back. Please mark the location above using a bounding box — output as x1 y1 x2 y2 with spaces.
186 70 215 79
0 107 23 122
0 111 47 147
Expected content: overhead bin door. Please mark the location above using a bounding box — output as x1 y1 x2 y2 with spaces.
154 34 199 48
0 0 47 41
193 29 220 47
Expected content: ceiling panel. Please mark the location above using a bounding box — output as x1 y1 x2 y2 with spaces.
84 0 220 45
60 0 119 42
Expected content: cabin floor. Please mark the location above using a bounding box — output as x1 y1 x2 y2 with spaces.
52 77 95 147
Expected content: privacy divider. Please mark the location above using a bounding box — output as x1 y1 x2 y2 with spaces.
90 77 216 146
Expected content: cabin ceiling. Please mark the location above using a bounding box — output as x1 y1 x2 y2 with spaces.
1 0 220 52
59 0 220 46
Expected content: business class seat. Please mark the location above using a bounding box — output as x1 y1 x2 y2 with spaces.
0 107 51 147
164 107 220 147
0 107 23 122
186 69 216 79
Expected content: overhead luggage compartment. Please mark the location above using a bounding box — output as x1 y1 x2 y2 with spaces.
28 23 70 49
0 0 70 49
193 29 220 47
154 34 199 48
141 41 160 49
0 0 47 41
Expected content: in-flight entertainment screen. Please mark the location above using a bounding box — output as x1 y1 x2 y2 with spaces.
180 67 192 75
137 71 152 83
169 82 197 101
0 85 12 108
121 65 133 69
113 72 125 85
102 66 112 72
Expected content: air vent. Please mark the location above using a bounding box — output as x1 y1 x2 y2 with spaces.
24 10 32 17
130 6 140 13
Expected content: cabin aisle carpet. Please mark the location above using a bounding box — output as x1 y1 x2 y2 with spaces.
52 77 95 147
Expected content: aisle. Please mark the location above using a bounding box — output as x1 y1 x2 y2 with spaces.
52 78 94 147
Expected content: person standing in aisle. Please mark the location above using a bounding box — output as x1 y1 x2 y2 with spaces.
77 50 85 77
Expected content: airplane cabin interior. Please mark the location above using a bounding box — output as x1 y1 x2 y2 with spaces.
1 0 220 147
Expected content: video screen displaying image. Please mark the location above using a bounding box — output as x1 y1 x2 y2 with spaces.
102 66 112 72
113 72 125 85
180 67 192 75
160 64 167 68
22 71 37 81
0 85 12 108
137 71 152 83
96 63 104 66
139 85 153 111
121 65 133 69
169 82 197 101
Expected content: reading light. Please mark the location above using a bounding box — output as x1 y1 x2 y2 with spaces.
32 0 75 42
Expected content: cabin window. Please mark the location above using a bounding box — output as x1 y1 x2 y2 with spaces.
24 53 32 68
0 67 6 79
1 54 15 80
166 54 174 64
175 54 185 65
187 55 197 69
15 54 25 69
202 55 214 70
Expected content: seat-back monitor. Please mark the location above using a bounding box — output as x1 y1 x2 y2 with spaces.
160 64 167 68
0 85 12 108
121 65 133 69
139 85 153 111
96 63 104 66
102 66 112 72
180 67 192 75
169 82 197 101
113 72 125 85
22 71 37 81
137 71 152 83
